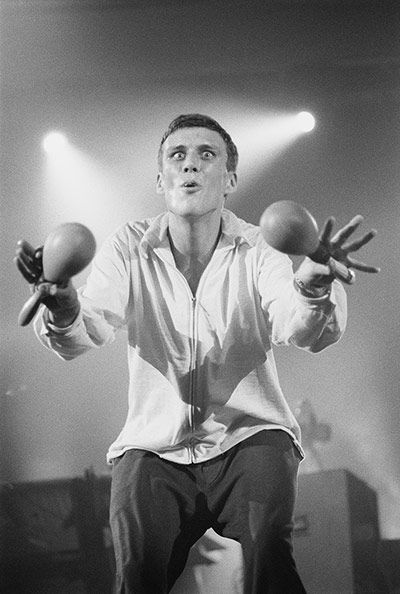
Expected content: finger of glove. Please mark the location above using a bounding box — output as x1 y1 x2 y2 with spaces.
16 242 43 275
346 256 380 273
341 230 377 253
330 215 364 247
16 241 43 266
16 239 36 258
34 246 44 262
15 254 40 283
318 216 335 244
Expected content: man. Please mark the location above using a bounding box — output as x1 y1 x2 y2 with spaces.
15 114 379 593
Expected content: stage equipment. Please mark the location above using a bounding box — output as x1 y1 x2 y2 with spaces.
294 469 388 594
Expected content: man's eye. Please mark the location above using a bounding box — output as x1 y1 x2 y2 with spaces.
202 151 215 159
171 152 185 160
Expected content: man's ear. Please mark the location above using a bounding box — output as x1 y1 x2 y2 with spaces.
156 172 164 195
225 172 238 195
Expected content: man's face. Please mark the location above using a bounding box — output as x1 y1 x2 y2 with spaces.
156 127 237 219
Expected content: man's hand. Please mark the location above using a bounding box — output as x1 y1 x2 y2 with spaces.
15 240 43 284
312 215 380 274
295 215 380 295
15 240 80 327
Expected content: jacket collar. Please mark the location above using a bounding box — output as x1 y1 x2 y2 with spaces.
139 209 252 258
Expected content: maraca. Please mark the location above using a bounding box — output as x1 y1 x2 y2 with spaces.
18 222 96 326
260 200 319 256
260 200 354 283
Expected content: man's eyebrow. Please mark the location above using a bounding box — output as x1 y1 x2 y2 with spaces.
166 143 220 153
166 144 185 153
198 143 219 152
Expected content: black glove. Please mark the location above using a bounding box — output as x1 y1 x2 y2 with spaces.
15 240 80 326
295 215 380 296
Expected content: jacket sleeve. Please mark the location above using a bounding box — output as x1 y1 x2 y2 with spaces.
257 238 347 353
33 229 131 361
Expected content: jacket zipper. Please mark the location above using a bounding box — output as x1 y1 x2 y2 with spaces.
188 295 197 463
162 254 210 464
172 269 198 464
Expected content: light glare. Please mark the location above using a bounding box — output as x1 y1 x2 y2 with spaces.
42 131 68 154
296 112 316 133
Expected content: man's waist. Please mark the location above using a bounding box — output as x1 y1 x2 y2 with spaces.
107 423 303 465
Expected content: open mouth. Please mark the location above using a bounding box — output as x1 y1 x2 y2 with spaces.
182 181 199 188
181 181 201 192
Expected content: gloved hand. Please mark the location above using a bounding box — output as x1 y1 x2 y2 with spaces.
15 240 80 327
295 215 380 296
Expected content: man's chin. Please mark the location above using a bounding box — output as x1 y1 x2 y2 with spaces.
168 206 218 222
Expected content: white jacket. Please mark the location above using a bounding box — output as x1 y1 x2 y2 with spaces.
35 209 347 464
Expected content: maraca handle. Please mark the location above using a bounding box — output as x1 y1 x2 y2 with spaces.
328 257 355 285
18 291 43 326
310 244 355 284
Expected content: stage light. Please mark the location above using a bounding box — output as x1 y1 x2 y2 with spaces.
41 132 125 238
227 111 314 185
296 111 316 133
42 131 68 154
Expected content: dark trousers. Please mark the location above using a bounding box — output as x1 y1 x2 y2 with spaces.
109 430 306 593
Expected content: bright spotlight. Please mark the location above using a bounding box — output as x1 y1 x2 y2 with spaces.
296 112 316 133
42 131 68 154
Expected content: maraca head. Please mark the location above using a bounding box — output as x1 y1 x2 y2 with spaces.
260 200 319 255
42 222 96 283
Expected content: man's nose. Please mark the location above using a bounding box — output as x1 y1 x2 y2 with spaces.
183 164 198 172
183 153 200 172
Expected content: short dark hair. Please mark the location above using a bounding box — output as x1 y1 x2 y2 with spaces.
158 114 239 172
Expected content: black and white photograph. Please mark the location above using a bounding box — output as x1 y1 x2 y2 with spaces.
1 1 399 592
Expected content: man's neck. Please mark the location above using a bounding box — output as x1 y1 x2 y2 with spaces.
168 210 222 258
167 211 222 293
